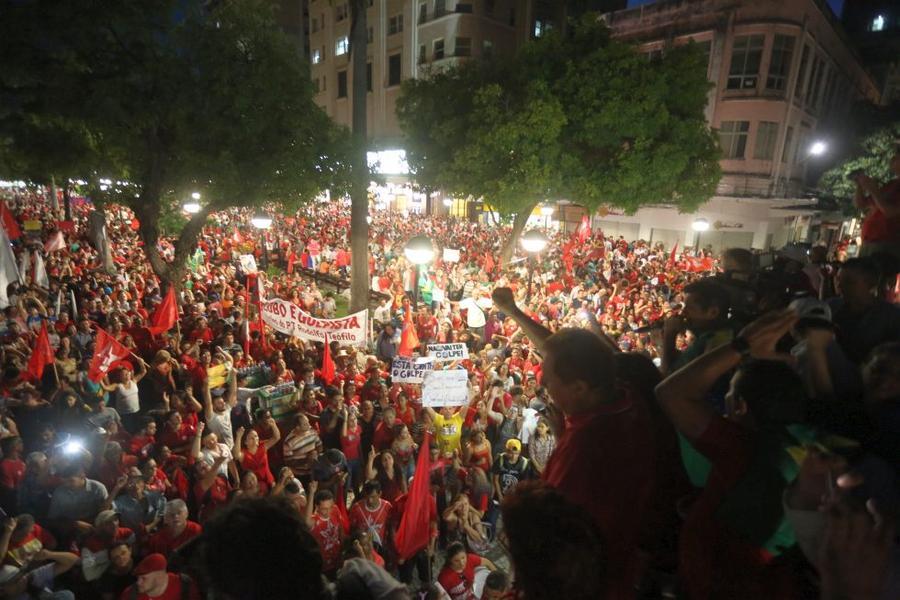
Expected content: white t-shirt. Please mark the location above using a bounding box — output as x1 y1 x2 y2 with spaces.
207 410 234 449
459 297 486 328
115 382 140 415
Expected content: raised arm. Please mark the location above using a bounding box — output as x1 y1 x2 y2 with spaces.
191 422 205 461
262 417 281 450
491 288 551 354
133 359 148 383
305 480 318 528
232 427 245 463
201 378 214 422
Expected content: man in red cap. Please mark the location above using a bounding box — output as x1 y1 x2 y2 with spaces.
118 553 200 600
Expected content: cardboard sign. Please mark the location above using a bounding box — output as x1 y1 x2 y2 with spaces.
427 343 469 361
391 356 434 384
261 298 369 347
23 220 42 231
239 254 258 273
207 364 228 389
422 369 470 407
442 248 460 263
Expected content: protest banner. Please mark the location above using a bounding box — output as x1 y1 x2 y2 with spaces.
442 248 460 263
427 343 469 360
422 369 469 407
391 357 434 384
261 298 369 346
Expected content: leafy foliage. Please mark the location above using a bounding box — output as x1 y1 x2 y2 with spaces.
818 121 900 212
396 17 721 217
0 0 351 280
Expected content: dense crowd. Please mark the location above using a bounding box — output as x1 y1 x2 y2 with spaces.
0 147 897 600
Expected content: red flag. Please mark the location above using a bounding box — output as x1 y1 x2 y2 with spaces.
321 334 336 385
88 327 132 382
0 201 21 240
335 481 350 535
26 322 54 382
578 214 591 243
667 242 678 268
395 432 433 560
147 286 178 336
398 305 419 358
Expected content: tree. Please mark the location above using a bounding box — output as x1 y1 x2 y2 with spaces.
397 18 721 264
348 0 370 313
818 121 900 213
0 0 350 289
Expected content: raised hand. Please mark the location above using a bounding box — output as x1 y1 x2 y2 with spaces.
738 309 798 360
491 287 515 311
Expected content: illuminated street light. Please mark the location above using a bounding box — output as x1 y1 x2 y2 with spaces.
808 140 828 156
251 213 273 229
404 235 434 309
520 230 549 302
691 218 710 232
183 202 201 214
442 198 453 207
540 205 554 217
191 191 201 200
251 212 273 270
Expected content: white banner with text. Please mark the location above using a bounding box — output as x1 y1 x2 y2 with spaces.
261 298 368 346
422 369 470 407
390 357 435 384
427 343 470 360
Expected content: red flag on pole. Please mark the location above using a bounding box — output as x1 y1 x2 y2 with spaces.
398 305 419 358
147 286 178 336
321 333 336 385
0 201 21 240
26 322 54 382
395 432 434 560
578 214 591 243
335 481 350 535
667 242 678 268
88 327 132 382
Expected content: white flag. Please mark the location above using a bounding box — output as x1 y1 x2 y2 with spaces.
33 251 49 289
18 248 28 286
0 227 20 309
44 231 66 253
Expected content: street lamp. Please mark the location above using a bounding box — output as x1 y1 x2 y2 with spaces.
520 229 548 302
692 217 709 255
404 235 434 310
183 202 201 214
191 191 201 200
251 212 273 270
808 140 828 157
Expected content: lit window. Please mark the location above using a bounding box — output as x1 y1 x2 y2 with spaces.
871 14 885 31
312 48 322 64
335 36 349 56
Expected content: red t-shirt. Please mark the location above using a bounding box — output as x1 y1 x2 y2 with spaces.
82 527 135 553
310 511 344 573
0 457 25 489
437 553 480 600
340 425 362 461
861 180 900 243
119 573 201 600
541 387 655 600
147 521 203 557
348 499 392 547
372 422 395 452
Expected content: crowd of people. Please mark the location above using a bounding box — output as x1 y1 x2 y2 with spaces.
0 146 897 600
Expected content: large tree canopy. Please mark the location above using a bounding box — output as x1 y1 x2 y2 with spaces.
0 0 350 284
396 18 721 261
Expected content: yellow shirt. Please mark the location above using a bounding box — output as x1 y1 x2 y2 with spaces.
432 412 464 456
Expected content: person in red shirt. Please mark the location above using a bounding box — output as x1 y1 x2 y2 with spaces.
146 500 202 558
854 146 900 259
492 287 656 600
119 553 201 600
348 480 392 551
158 411 196 456
82 510 136 554
340 410 362 488
437 542 497 600
304 483 345 577
0 436 25 508
371 407 397 452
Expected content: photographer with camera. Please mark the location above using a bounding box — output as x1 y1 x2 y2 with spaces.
852 144 900 260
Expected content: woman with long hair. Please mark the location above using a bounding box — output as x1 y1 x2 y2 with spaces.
364 448 407 503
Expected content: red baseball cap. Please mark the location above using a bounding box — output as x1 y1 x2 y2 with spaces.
133 553 167 576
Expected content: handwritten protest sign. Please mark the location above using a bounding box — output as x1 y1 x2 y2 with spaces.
422 369 469 407
239 254 258 273
391 357 434 384
261 298 369 346
427 343 469 360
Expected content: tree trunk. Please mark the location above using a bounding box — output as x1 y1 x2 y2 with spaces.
499 203 537 267
349 0 369 314
87 209 116 274
48 177 60 218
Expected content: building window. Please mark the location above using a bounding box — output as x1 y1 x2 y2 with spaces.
766 34 794 92
335 36 349 56
419 3 427 23
455 37 471 57
781 126 793 163
871 14 885 31
313 78 320 93
794 129 808 164
718 121 750 159
809 61 826 109
367 62 373 92
804 56 820 105
435 0 446 18
434 38 445 60
534 19 548 37
312 48 322 64
727 35 764 90
388 53 402 86
388 14 403 35
794 45 810 98
456 3 473 13
311 17 319 33
335 3 348 22
337 70 348 98
418 44 426 64
367 27 373 43
483 39 494 58
753 122 779 160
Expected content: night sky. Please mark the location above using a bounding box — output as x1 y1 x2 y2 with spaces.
626 0 844 16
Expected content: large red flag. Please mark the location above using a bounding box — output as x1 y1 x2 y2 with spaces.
667 242 678 268
395 432 433 560
578 214 591 243
26 322 54 382
321 334 336 385
147 286 178 336
88 327 132 382
0 201 21 240
398 307 419 358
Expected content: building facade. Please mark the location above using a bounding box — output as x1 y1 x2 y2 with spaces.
841 0 900 105
590 0 881 251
